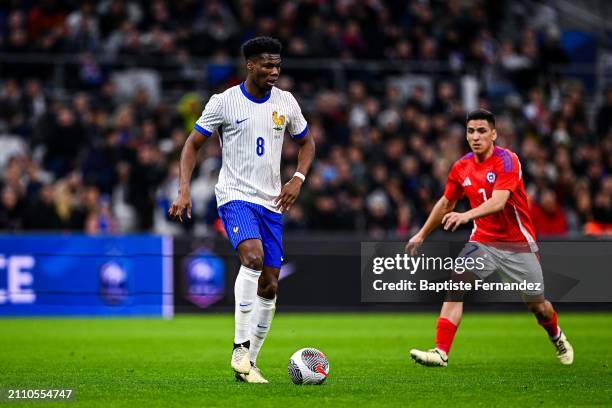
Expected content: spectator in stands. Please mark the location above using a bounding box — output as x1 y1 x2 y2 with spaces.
43 105 86 178
596 87 612 139
530 188 568 237
0 0 608 237
0 185 23 230
128 143 165 230
23 183 61 230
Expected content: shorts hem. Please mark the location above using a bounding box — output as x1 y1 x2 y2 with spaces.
263 263 282 269
233 236 261 250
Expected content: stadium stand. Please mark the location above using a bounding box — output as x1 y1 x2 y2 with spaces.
0 0 610 237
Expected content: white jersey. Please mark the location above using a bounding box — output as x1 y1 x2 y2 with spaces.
194 83 308 213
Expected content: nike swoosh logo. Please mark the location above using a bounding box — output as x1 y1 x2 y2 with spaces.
257 324 268 329
435 349 448 362
239 303 251 307
236 118 249 124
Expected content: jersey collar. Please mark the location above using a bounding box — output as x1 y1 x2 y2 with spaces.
473 146 498 165
240 82 271 104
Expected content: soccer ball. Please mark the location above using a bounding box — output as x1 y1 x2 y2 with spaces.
288 348 329 385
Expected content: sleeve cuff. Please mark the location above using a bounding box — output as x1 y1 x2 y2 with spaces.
444 192 462 201
194 123 212 137
291 124 309 140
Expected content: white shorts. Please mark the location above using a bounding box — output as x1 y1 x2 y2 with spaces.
456 242 544 297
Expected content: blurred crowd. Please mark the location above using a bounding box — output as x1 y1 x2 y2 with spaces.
0 0 611 237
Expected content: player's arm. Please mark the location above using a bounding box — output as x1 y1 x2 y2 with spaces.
275 94 315 213
275 135 315 212
168 130 208 222
170 94 222 222
442 190 511 231
406 196 457 255
406 162 463 255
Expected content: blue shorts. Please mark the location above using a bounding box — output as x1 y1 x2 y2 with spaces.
218 200 283 269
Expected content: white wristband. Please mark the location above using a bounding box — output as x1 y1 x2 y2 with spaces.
293 172 306 182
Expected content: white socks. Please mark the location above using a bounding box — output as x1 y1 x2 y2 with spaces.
233 265 277 364
249 295 276 364
233 265 261 344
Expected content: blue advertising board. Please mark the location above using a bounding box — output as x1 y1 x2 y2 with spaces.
0 235 173 317
183 249 225 309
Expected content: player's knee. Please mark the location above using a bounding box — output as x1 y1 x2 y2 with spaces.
242 251 264 271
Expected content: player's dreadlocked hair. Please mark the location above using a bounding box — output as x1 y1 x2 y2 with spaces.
241 36 282 60
466 109 496 128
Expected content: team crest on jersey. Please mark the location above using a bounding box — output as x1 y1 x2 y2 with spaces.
272 111 285 131
486 171 496 183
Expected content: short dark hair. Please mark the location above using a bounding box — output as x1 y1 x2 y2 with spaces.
241 36 282 60
466 109 496 128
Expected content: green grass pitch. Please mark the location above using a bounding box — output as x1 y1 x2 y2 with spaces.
1 312 611 407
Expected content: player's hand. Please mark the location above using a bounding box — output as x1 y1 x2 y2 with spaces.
274 177 303 212
168 192 192 223
405 233 424 256
442 212 471 231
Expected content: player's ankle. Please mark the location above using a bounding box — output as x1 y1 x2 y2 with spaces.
233 340 250 350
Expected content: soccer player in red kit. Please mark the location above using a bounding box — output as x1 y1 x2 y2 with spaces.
407 109 573 367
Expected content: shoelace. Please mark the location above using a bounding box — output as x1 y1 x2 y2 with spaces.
233 346 248 362
554 339 567 355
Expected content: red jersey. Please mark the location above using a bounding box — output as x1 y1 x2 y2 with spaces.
444 146 537 249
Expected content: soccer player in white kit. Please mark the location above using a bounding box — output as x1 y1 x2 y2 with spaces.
169 37 315 383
